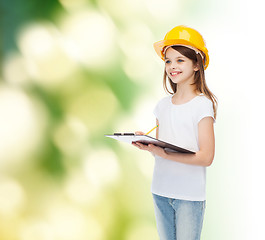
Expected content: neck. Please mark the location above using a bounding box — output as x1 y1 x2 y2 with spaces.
174 81 198 98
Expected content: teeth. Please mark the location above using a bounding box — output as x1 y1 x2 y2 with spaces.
171 72 181 76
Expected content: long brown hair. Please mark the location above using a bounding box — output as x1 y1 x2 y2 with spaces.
163 45 218 119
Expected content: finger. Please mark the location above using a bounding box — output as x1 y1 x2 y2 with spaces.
135 142 144 147
136 142 148 150
132 142 145 150
135 142 143 148
141 144 150 151
135 131 145 135
132 142 140 148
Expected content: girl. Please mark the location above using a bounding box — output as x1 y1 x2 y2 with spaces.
132 25 217 240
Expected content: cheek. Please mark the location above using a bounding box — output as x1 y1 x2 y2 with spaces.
165 66 172 74
165 69 170 77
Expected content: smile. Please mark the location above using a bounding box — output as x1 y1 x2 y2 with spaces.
170 71 182 76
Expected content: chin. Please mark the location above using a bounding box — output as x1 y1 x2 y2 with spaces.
170 78 182 84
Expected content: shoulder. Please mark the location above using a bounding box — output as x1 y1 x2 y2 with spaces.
195 95 213 108
155 95 171 107
153 95 171 118
195 94 215 123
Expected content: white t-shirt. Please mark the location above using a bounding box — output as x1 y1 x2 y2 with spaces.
152 93 215 201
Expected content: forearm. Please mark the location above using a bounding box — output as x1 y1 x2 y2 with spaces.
133 141 214 167
162 150 214 167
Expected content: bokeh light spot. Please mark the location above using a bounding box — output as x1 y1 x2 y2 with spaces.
18 22 77 86
0 86 46 168
0 178 26 216
125 221 158 240
53 115 88 157
84 148 120 188
66 85 118 132
60 10 117 69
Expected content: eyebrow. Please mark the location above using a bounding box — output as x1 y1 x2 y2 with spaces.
164 56 185 60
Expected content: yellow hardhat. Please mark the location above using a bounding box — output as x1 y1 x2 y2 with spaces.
153 25 209 69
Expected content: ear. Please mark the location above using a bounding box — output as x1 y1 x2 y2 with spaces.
194 63 199 72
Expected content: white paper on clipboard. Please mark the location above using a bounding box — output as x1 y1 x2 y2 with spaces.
105 134 195 154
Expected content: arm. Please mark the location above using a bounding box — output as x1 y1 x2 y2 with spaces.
134 117 215 167
164 117 215 166
156 118 159 139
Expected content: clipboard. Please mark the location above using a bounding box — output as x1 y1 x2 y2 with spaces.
105 134 195 154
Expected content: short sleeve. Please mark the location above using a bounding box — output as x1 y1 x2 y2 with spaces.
197 99 216 124
153 101 159 119
153 96 169 119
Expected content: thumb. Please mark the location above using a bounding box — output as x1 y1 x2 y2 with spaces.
135 131 145 135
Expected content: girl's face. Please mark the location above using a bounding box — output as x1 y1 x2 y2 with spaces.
164 47 198 85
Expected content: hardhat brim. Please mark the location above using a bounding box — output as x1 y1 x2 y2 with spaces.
153 39 209 69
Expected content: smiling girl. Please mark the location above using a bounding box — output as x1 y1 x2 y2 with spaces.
132 25 218 240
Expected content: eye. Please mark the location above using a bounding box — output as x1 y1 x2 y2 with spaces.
177 59 184 62
165 60 171 64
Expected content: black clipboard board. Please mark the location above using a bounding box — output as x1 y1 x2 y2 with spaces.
105 134 195 154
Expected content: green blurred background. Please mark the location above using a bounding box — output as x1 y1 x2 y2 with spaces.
0 0 263 239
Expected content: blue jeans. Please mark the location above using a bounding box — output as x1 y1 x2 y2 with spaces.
152 194 206 240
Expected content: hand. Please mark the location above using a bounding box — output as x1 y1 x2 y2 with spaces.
135 131 145 135
132 141 166 158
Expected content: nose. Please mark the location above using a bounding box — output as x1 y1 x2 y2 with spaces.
170 62 177 69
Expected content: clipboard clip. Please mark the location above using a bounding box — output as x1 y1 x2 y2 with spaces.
114 133 135 136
